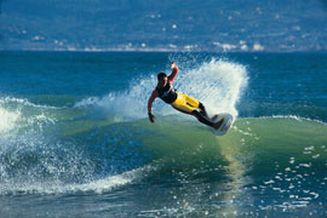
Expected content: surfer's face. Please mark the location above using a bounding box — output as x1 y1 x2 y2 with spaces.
158 76 168 87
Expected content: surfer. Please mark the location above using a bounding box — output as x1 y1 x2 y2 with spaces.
147 62 224 129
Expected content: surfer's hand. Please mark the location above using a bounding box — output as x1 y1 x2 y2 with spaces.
148 112 155 123
171 62 177 69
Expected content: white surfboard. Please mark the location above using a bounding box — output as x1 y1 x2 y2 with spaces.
211 113 234 136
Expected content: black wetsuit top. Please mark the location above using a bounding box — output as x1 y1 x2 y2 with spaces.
156 83 178 104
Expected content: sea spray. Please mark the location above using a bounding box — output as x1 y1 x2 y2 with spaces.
0 107 21 133
75 59 248 120
176 59 248 117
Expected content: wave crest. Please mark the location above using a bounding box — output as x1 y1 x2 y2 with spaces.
75 58 248 120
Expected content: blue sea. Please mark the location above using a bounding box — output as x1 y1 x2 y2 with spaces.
0 51 326 217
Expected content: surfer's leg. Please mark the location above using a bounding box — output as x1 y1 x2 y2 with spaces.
183 95 209 118
171 94 223 128
199 102 220 121
183 94 200 108
171 103 210 125
198 102 209 117
191 110 213 127
172 105 192 115
172 104 224 129
191 110 224 129
171 93 196 114
183 94 208 116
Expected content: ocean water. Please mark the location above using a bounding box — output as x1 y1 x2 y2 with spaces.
0 51 326 217
1 0 326 52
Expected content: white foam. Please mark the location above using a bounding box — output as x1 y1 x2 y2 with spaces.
258 115 327 125
178 59 248 117
74 77 157 120
0 96 61 109
0 108 21 133
253 43 265 51
0 97 58 136
213 42 237 51
72 165 151 194
0 165 152 195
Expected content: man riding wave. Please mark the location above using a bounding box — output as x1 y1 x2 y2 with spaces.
147 62 224 129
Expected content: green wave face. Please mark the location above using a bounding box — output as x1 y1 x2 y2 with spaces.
1 104 326 216
138 116 326 171
129 116 327 216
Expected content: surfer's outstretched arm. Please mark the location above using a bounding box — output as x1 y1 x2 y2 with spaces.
147 90 158 123
168 62 179 83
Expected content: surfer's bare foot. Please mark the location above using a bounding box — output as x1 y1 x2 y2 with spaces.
213 118 224 130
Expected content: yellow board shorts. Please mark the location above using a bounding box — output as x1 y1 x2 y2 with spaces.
171 93 200 114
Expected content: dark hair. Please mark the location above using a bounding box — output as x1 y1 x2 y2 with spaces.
157 72 167 80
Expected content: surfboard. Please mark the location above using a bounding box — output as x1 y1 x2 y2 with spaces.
211 113 234 136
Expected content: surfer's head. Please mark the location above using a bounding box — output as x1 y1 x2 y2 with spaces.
157 72 168 87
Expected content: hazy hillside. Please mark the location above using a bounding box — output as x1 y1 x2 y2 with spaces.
0 0 326 51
